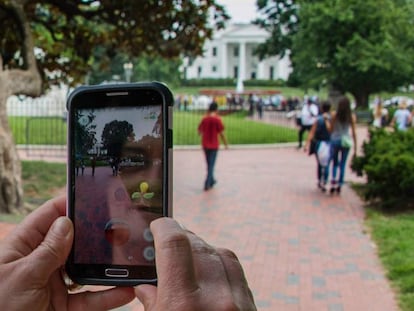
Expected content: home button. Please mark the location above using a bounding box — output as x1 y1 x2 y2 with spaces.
105 268 129 278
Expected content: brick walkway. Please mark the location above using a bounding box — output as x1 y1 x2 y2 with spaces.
0 118 399 310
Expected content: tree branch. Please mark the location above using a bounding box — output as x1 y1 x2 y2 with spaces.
7 0 41 96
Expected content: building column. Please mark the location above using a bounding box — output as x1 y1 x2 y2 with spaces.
258 60 265 80
236 42 246 92
221 42 228 78
238 41 246 81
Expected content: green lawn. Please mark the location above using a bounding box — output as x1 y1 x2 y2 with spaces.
173 110 297 145
9 111 298 146
0 161 67 223
366 208 414 311
9 116 67 145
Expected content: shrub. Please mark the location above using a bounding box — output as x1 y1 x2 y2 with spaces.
351 128 414 208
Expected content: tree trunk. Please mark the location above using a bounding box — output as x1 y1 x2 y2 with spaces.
352 91 370 110
327 85 344 108
0 1 42 212
0 77 23 213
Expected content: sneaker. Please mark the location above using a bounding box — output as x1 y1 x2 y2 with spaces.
330 180 337 194
317 182 326 192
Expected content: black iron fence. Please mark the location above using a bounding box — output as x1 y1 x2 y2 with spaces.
7 91 300 160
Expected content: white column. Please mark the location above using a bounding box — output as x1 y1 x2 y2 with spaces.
221 42 228 78
236 42 246 92
238 41 246 81
258 60 265 79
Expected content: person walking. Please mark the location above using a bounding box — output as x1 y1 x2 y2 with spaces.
91 155 97 176
304 101 332 192
198 102 228 191
372 100 388 128
328 96 357 194
390 100 411 131
297 98 319 149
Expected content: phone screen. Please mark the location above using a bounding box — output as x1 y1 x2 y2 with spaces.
67 85 171 284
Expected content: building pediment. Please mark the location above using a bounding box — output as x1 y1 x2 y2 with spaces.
216 23 269 41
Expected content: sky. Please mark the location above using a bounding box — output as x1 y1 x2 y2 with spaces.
80 106 161 143
217 0 258 23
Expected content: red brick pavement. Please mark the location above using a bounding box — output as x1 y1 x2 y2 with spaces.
1 123 399 310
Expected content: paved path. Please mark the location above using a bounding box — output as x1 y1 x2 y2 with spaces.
1 116 399 310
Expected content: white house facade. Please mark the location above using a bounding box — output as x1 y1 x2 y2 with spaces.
182 23 291 82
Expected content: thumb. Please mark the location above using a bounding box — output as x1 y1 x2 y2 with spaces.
28 217 73 281
135 285 157 309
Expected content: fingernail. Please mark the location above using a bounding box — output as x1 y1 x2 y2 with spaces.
52 217 71 236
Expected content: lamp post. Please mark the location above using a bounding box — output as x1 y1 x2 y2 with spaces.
123 62 133 83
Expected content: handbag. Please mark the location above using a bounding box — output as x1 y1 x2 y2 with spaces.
317 141 331 167
341 135 353 148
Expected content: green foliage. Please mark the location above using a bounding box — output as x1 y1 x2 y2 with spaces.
88 53 182 86
1 0 229 88
351 128 414 208
181 78 287 88
243 79 286 87
181 78 237 87
21 161 66 205
256 0 414 108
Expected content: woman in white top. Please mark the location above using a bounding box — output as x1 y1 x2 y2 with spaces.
372 101 388 128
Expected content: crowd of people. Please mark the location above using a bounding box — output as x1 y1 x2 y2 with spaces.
371 97 414 131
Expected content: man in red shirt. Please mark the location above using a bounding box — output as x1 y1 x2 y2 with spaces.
198 102 228 190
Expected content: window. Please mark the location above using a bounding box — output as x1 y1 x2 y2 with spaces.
251 72 256 79
269 66 274 80
233 66 238 79
234 47 239 57
212 47 217 57
212 65 217 72
198 66 202 78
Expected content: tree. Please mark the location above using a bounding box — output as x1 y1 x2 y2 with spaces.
255 0 414 108
75 111 97 155
101 120 134 157
87 51 182 86
254 0 299 59
0 0 229 212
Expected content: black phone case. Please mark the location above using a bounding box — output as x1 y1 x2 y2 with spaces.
65 82 173 286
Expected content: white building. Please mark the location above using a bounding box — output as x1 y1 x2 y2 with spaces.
182 23 291 83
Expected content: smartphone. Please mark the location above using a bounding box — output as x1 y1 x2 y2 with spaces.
65 82 173 286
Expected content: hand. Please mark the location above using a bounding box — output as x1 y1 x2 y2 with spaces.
0 196 135 311
135 218 257 311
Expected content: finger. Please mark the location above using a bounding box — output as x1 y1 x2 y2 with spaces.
68 287 135 311
134 284 157 309
150 218 198 295
217 248 257 310
25 216 73 282
186 232 232 293
2 195 67 262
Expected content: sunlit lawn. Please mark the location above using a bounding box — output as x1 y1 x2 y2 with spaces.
9 111 298 146
173 110 297 145
366 208 414 311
